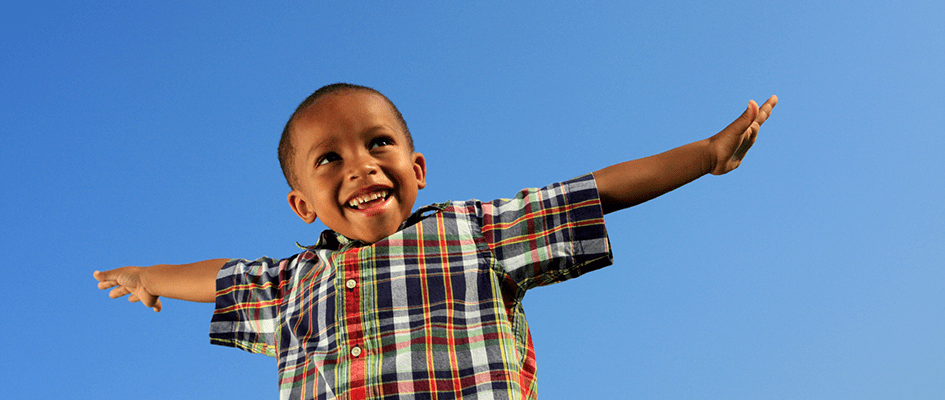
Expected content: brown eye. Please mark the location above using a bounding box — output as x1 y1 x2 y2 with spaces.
370 137 393 149
317 153 340 166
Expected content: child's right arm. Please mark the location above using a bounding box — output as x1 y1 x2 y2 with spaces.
94 258 228 312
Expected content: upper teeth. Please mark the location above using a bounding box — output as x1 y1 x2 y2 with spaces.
348 190 389 207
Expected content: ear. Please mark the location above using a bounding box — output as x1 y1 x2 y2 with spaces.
412 152 427 190
288 189 317 224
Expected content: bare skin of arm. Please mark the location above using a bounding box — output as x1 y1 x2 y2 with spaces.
594 96 777 214
94 258 228 312
95 97 776 310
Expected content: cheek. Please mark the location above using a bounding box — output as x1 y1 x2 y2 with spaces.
305 179 339 209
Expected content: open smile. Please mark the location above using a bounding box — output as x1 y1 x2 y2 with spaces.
346 189 391 210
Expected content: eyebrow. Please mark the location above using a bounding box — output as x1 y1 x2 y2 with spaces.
364 124 397 138
305 137 334 164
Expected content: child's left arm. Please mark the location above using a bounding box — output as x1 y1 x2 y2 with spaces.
593 96 777 214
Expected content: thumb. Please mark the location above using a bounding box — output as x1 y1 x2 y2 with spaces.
714 100 759 147
731 100 759 133
133 291 163 312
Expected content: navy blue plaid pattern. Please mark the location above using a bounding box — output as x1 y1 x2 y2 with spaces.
210 174 612 399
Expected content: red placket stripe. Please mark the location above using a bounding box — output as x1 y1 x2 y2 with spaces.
343 251 366 399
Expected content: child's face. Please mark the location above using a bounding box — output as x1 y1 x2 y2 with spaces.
287 91 426 243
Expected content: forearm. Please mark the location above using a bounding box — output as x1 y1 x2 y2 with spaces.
140 258 228 303
593 138 714 214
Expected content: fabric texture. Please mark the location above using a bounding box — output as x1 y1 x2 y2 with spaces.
210 174 612 399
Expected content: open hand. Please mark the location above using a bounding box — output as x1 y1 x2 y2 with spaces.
94 268 163 312
709 95 778 175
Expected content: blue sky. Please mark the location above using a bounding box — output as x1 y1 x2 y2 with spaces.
2 1 943 399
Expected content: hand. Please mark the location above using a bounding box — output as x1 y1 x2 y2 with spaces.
708 95 778 175
94 267 163 312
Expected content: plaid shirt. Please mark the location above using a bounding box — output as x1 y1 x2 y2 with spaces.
210 174 612 399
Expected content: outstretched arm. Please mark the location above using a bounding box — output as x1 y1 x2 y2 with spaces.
593 96 777 214
94 258 228 312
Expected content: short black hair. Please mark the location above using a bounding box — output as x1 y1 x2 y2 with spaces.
278 83 413 189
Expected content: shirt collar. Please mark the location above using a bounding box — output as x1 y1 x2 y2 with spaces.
302 201 452 251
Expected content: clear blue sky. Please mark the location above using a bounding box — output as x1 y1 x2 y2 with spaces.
2 1 943 399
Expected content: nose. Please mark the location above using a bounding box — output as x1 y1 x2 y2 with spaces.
346 152 379 181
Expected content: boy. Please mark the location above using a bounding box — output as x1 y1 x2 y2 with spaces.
96 83 777 399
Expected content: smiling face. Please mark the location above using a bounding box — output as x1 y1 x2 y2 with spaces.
286 90 427 244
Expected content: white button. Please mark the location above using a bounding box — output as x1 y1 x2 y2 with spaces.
345 279 357 289
350 346 362 357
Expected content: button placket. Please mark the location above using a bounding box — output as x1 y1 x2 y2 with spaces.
340 253 366 362
346 277 363 358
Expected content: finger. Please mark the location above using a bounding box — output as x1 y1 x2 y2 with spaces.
764 94 779 109
730 117 762 162
754 95 778 126
731 129 756 162
130 293 162 312
95 270 123 290
138 292 159 310
94 270 113 286
723 100 759 137
748 121 760 144
741 122 760 156
109 286 131 299
98 280 118 290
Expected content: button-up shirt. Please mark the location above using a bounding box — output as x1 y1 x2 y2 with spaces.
210 174 612 399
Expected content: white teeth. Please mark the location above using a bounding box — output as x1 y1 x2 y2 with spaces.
347 190 389 208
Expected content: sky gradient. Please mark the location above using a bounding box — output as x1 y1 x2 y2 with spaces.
2 1 943 399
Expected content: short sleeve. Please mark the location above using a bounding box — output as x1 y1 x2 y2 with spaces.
209 256 287 357
479 173 613 291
